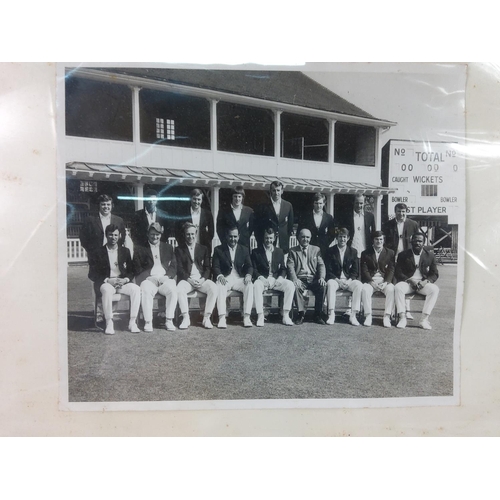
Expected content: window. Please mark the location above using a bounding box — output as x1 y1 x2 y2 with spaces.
217 101 274 156
79 181 98 193
335 123 376 166
280 113 329 162
166 119 175 140
65 76 133 141
421 185 438 196
141 89 210 149
156 118 165 139
156 118 175 140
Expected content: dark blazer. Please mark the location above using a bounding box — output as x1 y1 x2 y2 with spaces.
216 205 254 249
88 245 134 295
395 248 439 284
132 241 177 285
212 244 253 279
287 244 325 281
383 217 420 254
130 208 171 247
343 211 376 248
251 246 287 280
360 246 395 284
79 214 126 257
254 198 294 253
297 211 336 257
174 243 211 283
325 245 359 281
175 207 214 254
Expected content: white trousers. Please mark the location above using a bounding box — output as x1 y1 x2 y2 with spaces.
141 276 178 321
327 279 362 313
253 277 295 314
395 281 439 316
177 279 217 316
361 283 395 315
216 276 254 316
100 282 141 322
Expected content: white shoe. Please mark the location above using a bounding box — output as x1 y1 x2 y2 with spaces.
144 321 153 332
256 315 264 327
349 315 360 326
129 321 140 333
406 311 414 320
165 319 176 331
179 316 190 330
202 317 213 329
218 317 227 329
363 314 372 327
282 315 294 326
419 318 432 330
243 316 253 328
383 316 392 328
326 314 335 325
397 317 407 329
105 321 115 335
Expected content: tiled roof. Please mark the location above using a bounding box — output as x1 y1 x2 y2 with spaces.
66 162 396 196
86 68 379 121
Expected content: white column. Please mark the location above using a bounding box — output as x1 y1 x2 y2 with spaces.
211 186 220 248
329 119 336 164
274 109 282 158
375 127 382 174
210 99 218 152
328 193 335 218
374 127 382 229
135 183 144 210
131 86 141 155
375 195 381 230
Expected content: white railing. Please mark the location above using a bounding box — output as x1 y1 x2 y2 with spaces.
67 239 88 262
67 236 179 263
67 235 298 263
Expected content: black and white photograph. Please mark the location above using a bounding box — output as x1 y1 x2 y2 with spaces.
58 63 466 410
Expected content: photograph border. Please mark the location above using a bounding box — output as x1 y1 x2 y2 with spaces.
57 62 465 411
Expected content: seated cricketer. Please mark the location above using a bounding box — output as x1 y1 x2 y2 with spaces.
360 230 395 328
325 227 362 326
287 228 327 325
132 222 178 332
252 227 295 327
212 226 254 329
175 222 218 330
88 224 141 335
394 232 440 330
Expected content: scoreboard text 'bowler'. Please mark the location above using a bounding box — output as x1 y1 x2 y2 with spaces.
381 140 464 224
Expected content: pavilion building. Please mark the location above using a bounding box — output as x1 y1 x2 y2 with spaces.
63 67 397 261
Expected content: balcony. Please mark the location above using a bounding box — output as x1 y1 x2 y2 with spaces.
65 75 382 185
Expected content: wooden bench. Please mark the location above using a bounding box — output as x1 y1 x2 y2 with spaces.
220 289 285 317
295 288 352 317
174 289 208 324
94 293 130 329
361 290 426 321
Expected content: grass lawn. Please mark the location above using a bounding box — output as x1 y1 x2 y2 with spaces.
66 264 458 403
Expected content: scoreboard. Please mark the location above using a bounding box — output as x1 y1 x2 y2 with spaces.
381 140 464 224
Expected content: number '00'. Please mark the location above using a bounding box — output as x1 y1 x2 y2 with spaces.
401 164 413 171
